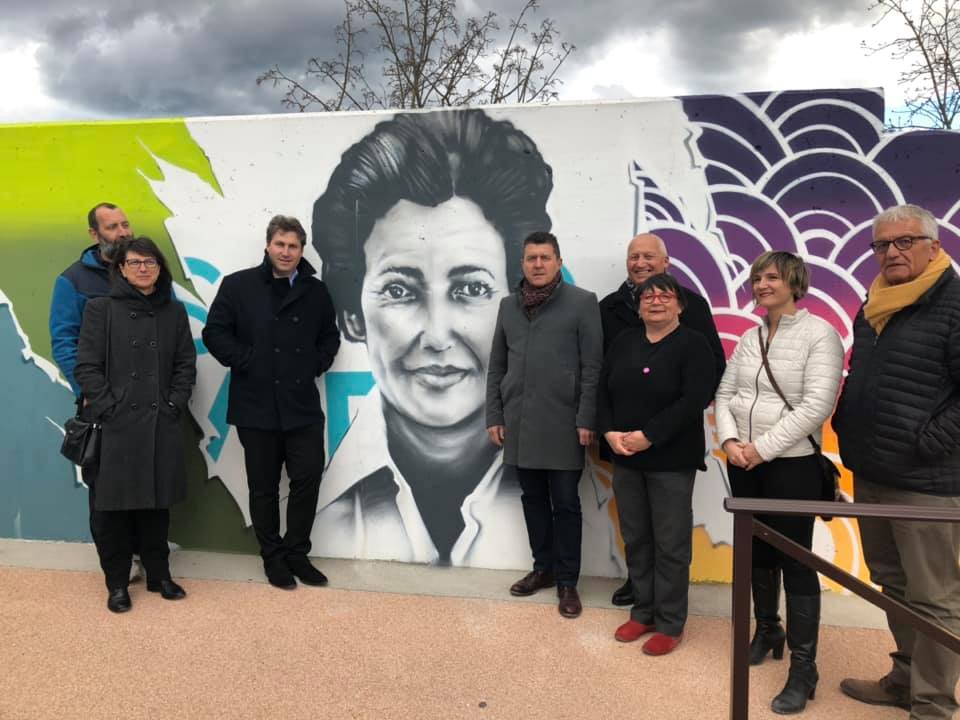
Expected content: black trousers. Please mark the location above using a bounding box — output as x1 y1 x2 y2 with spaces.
87 471 161 590
89 480 169 589
727 455 821 595
512 465 583 587
613 466 696 636
237 423 325 565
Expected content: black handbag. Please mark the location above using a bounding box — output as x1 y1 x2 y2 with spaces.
757 327 843 516
60 301 110 469
60 411 101 468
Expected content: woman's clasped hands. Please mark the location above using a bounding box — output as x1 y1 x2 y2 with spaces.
605 430 652 456
722 439 764 470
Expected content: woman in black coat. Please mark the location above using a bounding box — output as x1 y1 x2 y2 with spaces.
75 237 197 613
597 273 715 656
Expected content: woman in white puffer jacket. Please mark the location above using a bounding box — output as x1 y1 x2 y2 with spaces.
715 251 844 716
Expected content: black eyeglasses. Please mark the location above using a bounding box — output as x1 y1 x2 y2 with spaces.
869 235 930 255
124 258 159 269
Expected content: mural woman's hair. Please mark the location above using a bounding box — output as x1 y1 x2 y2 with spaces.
110 236 174 294
312 109 553 339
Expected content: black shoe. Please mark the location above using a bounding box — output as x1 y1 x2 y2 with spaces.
509 570 555 597
286 555 328 587
750 568 785 665
107 587 131 613
771 594 820 715
611 579 634 606
147 578 187 600
265 559 297 590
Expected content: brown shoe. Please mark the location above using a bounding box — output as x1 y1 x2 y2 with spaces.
557 586 582 618
510 570 555 597
839 675 910 710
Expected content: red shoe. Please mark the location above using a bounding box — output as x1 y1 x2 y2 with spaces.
642 632 683 656
614 620 655 643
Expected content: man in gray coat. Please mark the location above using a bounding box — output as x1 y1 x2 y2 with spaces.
486 231 603 619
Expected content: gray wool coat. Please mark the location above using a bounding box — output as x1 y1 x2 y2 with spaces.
75 280 197 511
486 282 603 471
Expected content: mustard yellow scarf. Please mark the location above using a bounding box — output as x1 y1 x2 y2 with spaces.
864 250 954 334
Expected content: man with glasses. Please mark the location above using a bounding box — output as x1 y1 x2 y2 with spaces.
833 204 960 719
598 232 724 606
49 203 142 580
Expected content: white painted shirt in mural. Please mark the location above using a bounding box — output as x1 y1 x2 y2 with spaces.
311 389 625 576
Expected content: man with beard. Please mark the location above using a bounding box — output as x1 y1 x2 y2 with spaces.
50 203 139 581
51 203 133 394
598 232 724 606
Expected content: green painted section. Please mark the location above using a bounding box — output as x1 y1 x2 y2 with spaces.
0 118 255 554
0 118 221 360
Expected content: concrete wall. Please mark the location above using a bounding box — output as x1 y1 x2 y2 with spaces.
3 89 957 587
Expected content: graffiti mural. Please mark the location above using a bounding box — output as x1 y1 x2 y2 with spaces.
2 89 958 587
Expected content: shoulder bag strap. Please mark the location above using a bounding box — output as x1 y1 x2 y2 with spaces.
757 326 823 455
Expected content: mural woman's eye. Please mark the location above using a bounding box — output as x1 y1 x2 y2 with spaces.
381 282 416 301
451 280 493 301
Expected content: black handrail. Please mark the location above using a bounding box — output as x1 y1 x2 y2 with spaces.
724 497 960 720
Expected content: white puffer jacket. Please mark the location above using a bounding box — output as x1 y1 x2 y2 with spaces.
715 309 844 461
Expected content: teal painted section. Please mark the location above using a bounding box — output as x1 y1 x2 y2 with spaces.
325 371 375 454
206 372 231 461
0 305 90 541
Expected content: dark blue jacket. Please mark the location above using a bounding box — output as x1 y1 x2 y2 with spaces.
49 245 112 395
202 255 341 431
834 269 960 495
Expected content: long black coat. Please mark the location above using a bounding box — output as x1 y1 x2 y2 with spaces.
833 269 960 495
75 280 197 511
202 255 341 431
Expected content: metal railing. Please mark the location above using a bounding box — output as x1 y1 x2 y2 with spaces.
724 497 960 720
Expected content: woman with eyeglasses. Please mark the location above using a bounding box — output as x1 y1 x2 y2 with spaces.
714 251 843 714
75 237 196 613
597 273 716 656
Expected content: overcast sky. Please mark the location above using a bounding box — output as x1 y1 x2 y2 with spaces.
0 0 914 124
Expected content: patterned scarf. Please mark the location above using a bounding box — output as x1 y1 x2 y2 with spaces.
864 250 953 334
521 272 562 318
624 278 640 305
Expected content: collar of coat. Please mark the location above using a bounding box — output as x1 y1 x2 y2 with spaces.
258 252 316 283
110 276 172 308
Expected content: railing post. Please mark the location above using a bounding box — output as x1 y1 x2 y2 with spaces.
730 511 753 720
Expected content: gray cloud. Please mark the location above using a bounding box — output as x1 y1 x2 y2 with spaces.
3 0 872 119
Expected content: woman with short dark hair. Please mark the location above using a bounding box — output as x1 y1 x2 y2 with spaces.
597 273 716 655
310 109 565 567
715 250 844 713
75 236 196 613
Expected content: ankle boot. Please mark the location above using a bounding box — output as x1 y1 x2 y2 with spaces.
771 593 820 715
749 567 786 665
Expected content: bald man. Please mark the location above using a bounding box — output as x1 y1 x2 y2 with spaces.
599 233 725 606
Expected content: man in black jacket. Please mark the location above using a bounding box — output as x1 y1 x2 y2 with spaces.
598 232 724 606
203 215 341 589
833 204 960 719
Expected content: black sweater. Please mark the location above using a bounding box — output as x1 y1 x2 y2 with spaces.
597 324 716 471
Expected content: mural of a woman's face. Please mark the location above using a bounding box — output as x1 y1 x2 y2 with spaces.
356 197 509 427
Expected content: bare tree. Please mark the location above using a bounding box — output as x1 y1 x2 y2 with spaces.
257 0 574 111
865 0 960 128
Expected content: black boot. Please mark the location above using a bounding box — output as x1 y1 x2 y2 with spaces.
749 567 785 665
771 593 820 715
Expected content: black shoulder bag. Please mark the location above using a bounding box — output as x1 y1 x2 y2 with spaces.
60 302 110 468
757 327 842 517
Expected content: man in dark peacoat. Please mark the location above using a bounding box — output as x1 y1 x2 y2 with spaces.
203 215 341 589
486 231 603 619
598 232 725 607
